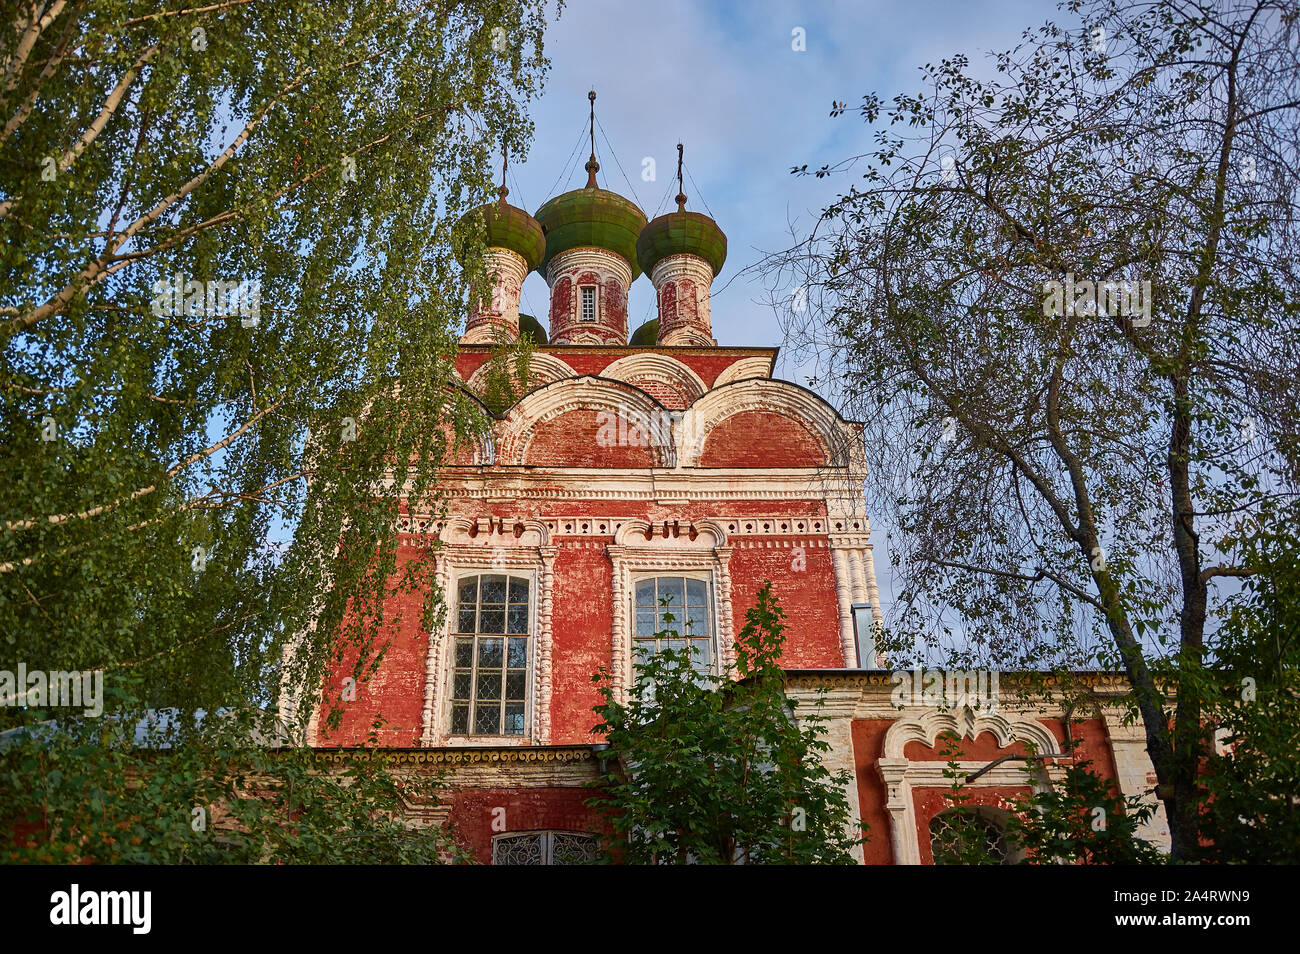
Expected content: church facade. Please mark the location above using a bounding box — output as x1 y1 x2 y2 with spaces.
309 123 1170 864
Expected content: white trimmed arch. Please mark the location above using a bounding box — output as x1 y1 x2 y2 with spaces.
463 351 576 401
495 376 675 467
680 378 852 468
600 353 708 407
882 708 1059 759
712 356 771 386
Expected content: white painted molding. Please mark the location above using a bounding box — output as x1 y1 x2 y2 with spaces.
463 351 577 399
679 378 855 468
495 375 674 467
878 707 1059 864
600 352 708 407
712 356 772 386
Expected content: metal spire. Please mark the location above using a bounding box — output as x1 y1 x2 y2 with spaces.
584 90 600 187
498 142 509 202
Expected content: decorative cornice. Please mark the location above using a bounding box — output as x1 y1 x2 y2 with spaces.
309 745 597 766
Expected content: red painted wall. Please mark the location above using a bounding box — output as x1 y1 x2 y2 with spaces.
446 787 605 864
699 410 827 467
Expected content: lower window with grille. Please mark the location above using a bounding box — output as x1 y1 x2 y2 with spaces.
492 831 600 865
449 573 531 737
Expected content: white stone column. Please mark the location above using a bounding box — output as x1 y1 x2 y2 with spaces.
830 545 857 668
534 546 556 744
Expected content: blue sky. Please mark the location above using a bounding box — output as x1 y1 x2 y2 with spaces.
510 0 1059 364
505 0 1065 634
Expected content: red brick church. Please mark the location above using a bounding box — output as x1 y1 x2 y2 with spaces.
305 106 1169 864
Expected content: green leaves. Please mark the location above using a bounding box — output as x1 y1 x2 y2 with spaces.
588 583 864 865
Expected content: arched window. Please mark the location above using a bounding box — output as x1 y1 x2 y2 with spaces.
928 806 1011 865
492 831 600 865
633 575 713 672
449 573 531 736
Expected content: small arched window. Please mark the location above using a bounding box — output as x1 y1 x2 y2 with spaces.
449 573 531 736
928 806 1011 865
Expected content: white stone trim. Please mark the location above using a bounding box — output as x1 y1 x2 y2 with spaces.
463 351 577 398
878 707 1059 865
495 376 675 467
712 356 772 386
1100 704 1172 851
600 352 708 407
419 517 554 746
606 519 734 701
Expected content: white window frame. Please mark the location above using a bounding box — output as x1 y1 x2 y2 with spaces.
628 570 718 676
579 284 597 322
443 567 538 742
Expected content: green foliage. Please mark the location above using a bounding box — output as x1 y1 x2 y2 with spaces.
588 582 864 865
0 0 557 860
0 692 459 864
1002 760 1162 865
936 731 1160 865
477 330 535 417
1194 514 1300 862
0 0 553 727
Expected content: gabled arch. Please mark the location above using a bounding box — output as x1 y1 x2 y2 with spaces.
495 375 675 467
600 353 708 409
680 378 856 468
882 708 1059 760
711 356 771 386
463 351 576 400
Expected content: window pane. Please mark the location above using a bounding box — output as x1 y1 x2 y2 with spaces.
458 577 478 605
478 637 503 668
504 703 525 735
686 605 710 637
479 608 505 634
507 637 528 669
635 580 655 607
508 577 529 603
508 604 529 634
635 611 656 638
686 579 707 606
452 671 471 700
477 672 502 701
450 704 469 734
658 577 685 608
481 575 507 604
457 607 476 634
454 638 474 668
691 640 712 669
474 704 501 735
506 671 527 700
494 833 544 865
656 608 680 637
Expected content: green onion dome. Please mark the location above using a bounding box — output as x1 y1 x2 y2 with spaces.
628 318 658 347
636 200 727 279
455 188 546 272
518 313 548 344
534 178 648 280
